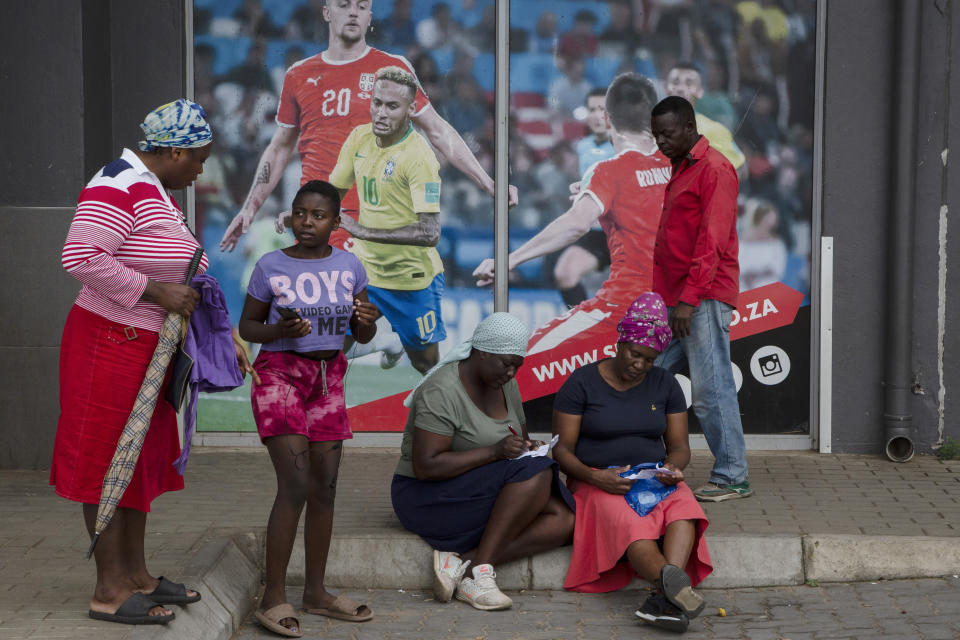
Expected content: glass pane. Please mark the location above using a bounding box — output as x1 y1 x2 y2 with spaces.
191 0 497 433
505 0 818 435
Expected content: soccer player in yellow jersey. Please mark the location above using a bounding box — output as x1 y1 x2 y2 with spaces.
666 62 746 171
329 66 444 374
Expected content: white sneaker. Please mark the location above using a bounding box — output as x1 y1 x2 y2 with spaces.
455 564 512 611
432 550 470 602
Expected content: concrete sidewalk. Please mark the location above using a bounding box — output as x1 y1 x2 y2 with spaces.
1 448 958 639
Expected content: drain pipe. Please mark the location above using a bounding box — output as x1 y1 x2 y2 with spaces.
883 0 921 462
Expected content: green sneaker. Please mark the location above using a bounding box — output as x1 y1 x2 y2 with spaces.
693 482 753 502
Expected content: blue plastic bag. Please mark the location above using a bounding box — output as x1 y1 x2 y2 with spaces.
618 462 678 517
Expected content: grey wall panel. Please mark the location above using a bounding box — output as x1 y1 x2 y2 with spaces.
821 1 896 452
0 347 60 469
938 0 960 451
0 1 954 461
109 0 187 153
0 1 86 206
0 208 78 348
82 0 115 180
0 0 188 468
909 0 955 452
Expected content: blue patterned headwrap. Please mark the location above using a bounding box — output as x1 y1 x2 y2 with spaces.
138 99 213 151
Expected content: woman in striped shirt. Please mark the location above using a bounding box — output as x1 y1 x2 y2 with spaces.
52 100 223 626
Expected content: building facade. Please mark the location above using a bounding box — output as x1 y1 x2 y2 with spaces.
0 0 957 467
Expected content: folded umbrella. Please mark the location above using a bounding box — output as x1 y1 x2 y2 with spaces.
87 248 204 558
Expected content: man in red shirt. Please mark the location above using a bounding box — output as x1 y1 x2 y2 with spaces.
474 72 666 359
651 96 751 502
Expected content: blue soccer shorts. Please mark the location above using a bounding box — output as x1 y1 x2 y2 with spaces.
366 273 447 350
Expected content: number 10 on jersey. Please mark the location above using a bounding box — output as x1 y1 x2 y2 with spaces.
361 176 380 205
416 310 437 340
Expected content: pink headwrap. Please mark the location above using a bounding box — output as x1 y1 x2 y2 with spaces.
616 292 673 353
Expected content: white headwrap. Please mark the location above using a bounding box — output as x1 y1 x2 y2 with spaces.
403 312 529 407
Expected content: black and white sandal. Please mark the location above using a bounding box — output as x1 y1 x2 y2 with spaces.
660 563 705 619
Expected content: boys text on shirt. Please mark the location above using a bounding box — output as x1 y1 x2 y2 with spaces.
246 247 368 352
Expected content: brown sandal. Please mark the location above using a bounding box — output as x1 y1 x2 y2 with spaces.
304 594 374 622
255 603 302 637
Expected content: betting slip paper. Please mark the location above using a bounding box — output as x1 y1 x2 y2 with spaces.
516 435 560 459
621 467 679 480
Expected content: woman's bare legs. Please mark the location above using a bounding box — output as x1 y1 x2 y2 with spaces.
120 509 155 591
120 509 199 600
261 434 311 630
83 504 172 618
625 519 697 582
301 440 360 613
461 469 574 567
661 520 696 569
484 494 574 565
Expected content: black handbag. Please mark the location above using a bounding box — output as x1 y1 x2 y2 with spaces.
166 347 195 411
165 248 205 411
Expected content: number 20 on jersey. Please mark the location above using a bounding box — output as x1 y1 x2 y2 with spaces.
322 88 351 116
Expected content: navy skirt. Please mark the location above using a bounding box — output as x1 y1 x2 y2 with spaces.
391 457 575 553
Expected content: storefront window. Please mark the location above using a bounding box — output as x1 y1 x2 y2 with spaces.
191 0 816 435
503 0 817 434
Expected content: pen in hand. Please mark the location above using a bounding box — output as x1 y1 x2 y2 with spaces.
508 424 538 452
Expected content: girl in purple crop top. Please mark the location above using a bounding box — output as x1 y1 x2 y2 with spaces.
239 181 379 633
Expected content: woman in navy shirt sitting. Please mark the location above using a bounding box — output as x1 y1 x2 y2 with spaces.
552 292 711 634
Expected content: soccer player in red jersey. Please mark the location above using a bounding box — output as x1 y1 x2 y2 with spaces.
474 73 668 356
219 0 515 252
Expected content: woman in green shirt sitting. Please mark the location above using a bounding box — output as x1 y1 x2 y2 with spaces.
391 313 575 612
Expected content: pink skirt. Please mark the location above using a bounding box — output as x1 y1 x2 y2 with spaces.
49 305 184 511
564 479 712 593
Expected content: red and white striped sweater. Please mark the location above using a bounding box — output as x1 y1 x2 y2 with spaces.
62 148 208 332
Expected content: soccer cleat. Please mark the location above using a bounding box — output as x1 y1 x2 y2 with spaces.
379 346 405 369
455 564 512 611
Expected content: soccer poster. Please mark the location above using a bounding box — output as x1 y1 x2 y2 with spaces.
191 0 817 436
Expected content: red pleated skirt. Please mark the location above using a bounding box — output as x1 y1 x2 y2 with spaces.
49 305 184 511
563 479 712 593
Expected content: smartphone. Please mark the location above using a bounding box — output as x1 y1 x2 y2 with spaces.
276 306 301 321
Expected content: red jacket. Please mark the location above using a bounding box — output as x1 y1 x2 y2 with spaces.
653 136 740 309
